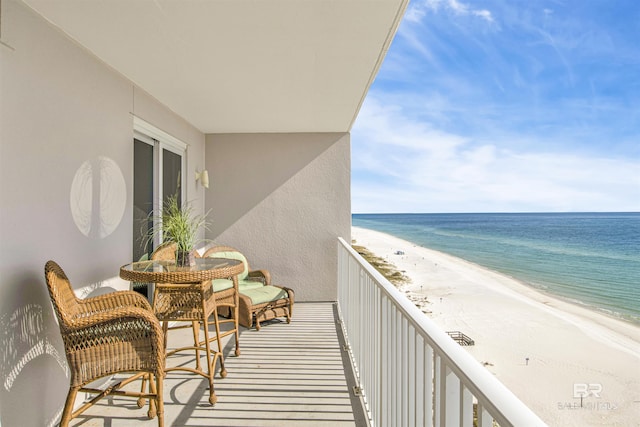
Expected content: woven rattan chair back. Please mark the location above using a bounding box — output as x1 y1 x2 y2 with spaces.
44 260 165 427
151 241 177 262
45 261 81 334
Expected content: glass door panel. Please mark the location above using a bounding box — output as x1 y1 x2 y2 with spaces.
162 148 182 207
133 139 154 262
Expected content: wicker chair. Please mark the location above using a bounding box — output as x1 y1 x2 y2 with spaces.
150 242 237 405
44 260 165 427
202 246 294 330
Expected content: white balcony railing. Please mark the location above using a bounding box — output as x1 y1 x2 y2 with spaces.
336 238 547 427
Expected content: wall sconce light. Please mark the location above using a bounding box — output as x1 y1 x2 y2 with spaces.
195 169 209 189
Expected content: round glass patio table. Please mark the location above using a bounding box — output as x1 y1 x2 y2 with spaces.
120 257 243 284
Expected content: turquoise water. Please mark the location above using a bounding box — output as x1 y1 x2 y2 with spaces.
352 213 640 324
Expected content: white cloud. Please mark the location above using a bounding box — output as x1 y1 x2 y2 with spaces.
352 96 640 213
447 0 469 15
473 10 494 23
405 0 494 24
404 3 427 23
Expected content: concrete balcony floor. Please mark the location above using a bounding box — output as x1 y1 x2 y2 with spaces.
70 302 367 426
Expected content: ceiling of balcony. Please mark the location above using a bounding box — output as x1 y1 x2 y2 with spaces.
21 0 407 134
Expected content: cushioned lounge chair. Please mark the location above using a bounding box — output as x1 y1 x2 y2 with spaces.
202 246 294 330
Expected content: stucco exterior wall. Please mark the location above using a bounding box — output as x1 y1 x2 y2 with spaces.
0 2 204 425
205 133 351 302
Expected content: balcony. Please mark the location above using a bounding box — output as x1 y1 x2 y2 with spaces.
1 2 550 425
70 302 364 427
66 238 545 427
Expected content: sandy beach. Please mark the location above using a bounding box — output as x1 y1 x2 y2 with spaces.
352 226 640 427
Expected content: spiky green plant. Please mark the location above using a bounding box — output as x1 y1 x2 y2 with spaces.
147 195 210 254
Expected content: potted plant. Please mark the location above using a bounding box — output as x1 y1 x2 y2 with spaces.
147 195 210 266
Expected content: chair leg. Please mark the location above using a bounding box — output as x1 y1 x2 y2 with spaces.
201 319 218 404
59 386 79 427
156 374 164 427
233 304 241 356
191 321 202 371
232 282 241 356
147 374 157 419
211 307 227 378
137 374 149 408
162 321 169 350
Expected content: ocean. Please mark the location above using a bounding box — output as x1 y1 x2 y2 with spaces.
352 212 640 324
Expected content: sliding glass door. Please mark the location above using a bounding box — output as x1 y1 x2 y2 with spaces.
132 120 186 263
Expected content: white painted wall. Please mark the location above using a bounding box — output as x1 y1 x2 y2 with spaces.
205 133 352 302
0 2 204 425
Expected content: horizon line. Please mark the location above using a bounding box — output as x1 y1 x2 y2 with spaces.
352 211 640 215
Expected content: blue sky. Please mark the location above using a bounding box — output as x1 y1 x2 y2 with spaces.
351 0 640 213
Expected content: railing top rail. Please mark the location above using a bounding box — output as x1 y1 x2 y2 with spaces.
338 237 547 426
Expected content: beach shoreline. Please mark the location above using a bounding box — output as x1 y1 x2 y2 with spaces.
352 226 640 426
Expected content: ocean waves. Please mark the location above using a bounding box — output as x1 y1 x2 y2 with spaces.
353 212 640 323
